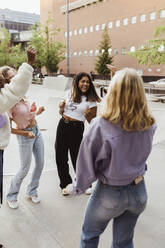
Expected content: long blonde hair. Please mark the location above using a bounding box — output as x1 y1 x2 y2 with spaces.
102 68 155 131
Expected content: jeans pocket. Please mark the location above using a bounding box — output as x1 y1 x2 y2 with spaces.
134 180 148 208
96 184 121 210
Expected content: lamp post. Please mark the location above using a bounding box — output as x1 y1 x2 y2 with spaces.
66 0 70 76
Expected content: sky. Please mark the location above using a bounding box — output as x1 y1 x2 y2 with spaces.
0 0 40 14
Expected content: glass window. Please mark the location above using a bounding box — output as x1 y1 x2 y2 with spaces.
137 69 143 76
123 18 128 26
130 46 135 52
79 28 82 35
95 24 100 31
121 48 126 54
74 30 77 35
95 49 99 55
69 31 72 37
89 50 93 56
108 48 112 54
84 50 88 56
140 14 146 22
114 48 119 55
84 27 88 33
102 49 105 54
150 12 156 20
115 20 120 27
89 26 93 32
131 16 137 24
78 51 82 56
73 52 77 56
101 23 106 30
64 32 67 37
160 10 165 18
148 68 152 72
158 44 164 52
108 21 113 29
156 68 161 72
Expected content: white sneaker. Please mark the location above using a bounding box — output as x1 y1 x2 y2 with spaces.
85 187 92 195
26 195 40 204
7 200 19 209
61 184 73 196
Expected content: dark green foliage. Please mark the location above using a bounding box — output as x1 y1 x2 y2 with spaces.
95 27 113 76
129 23 165 65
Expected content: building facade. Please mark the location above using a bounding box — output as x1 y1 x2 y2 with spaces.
0 8 40 47
40 0 165 76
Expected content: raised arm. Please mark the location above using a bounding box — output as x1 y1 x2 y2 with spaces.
0 46 36 114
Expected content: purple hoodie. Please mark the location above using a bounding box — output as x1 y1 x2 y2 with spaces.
75 117 157 193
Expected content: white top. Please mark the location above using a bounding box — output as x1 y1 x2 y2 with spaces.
0 63 33 149
63 94 97 122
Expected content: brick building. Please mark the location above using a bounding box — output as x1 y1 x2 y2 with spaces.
40 0 165 76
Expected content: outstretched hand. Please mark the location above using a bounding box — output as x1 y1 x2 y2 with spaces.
27 46 36 67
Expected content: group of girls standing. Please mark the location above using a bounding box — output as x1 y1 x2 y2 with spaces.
0 48 157 248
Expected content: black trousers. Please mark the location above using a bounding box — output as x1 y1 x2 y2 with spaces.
0 150 4 204
55 118 84 189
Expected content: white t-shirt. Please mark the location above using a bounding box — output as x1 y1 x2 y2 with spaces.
63 95 97 122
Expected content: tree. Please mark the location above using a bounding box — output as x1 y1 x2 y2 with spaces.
0 28 11 66
95 27 113 76
129 23 165 65
0 28 26 68
29 15 65 73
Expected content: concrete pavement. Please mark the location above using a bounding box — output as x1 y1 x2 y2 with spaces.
1 78 165 247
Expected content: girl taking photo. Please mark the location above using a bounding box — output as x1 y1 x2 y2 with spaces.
55 72 100 196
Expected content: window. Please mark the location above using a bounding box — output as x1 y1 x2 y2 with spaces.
69 31 72 37
121 48 126 54
123 18 128 26
115 20 120 27
131 16 137 24
89 50 93 56
130 46 135 52
137 69 143 76
78 28 82 35
95 24 100 31
150 12 156 20
64 32 67 37
78 51 82 56
160 10 165 18
114 48 119 55
156 68 161 72
108 21 113 29
158 44 164 52
148 68 152 72
140 14 146 22
73 52 77 56
74 30 77 35
101 23 106 30
84 50 88 56
108 48 112 54
84 27 88 33
102 49 105 54
95 49 99 55
89 26 93 32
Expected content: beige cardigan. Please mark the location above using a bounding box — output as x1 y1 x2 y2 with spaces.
0 63 33 149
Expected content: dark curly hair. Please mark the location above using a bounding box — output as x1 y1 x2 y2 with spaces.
70 72 101 103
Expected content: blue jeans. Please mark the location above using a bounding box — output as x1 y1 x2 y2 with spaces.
80 180 147 248
6 125 44 201
0 150 4 204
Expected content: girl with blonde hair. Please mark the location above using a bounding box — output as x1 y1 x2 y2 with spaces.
74 68 157 248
